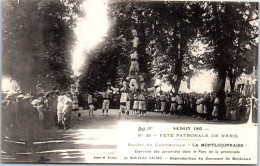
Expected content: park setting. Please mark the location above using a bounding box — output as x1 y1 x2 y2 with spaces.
1 0 258 163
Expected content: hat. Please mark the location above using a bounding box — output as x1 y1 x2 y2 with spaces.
16 94 24 99
31 99 40 105
6 95 12 99
45 92 52 98
38 97 43 100
64 99 71 104
58 96 64 102
2 100 8 105
23 95 33 100
6 95 16 101
45 91 52 95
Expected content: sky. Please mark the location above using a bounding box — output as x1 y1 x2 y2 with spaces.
2 77 20 94
71 0 109 77
156 69 216 93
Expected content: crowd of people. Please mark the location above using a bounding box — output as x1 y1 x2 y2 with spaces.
1 86 257 146
1 90 81 147
82 88 257 123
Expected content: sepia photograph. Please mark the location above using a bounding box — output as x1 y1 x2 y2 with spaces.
1 0 259 164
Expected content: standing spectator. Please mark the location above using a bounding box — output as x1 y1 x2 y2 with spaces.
165 93 171 114
62 96 72 130
50 91 59 126
16 94 24 126
159 91 166 114
176 93 184 116
245 97 251 122
138 90 147 116
183 94 190 116
208 93 214 120
132 92 139 114
225 93 232 120
146 94 153 112
88 93 95 116
2 99 9 140
196 95 203 119
190 94 197 118
22 95 38 147
154 95 160 112
203 94 210 120
126 93 132 116
252 98 258 124
5 95 16 128
212 93 220 121
57 95 65 129
237 95 247 122
170 93 177 115
44 92 53 129
93 93 100 110
77 93 85 120
34 97 46 129
72 93 79 112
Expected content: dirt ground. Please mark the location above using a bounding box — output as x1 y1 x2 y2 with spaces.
1 109 247 163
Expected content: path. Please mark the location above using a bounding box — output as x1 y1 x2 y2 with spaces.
1 109 246 163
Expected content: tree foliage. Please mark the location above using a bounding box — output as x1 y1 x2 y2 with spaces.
200 2 258 93
2 0 83 93
144 2 204 92
3 1 258 94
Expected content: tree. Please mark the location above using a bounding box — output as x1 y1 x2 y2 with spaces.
39 0 79 91
226 3 258 92
201 2 258 93
79 47 122 92
2 0 83 93
78 1 138 90
2 0 47 92
79 2 205 92
144 2 203 93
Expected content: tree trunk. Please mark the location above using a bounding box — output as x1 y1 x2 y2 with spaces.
229 76 236 92
217 68 227 119
217 68 226 93
173 79 181 94
174 28 184 94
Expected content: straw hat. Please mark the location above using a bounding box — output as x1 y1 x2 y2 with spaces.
23 95 33 100
16 94 24 99
31 99 40 105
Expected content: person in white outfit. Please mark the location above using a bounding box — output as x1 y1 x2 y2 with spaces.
57 95 65 129
62 96 72 130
